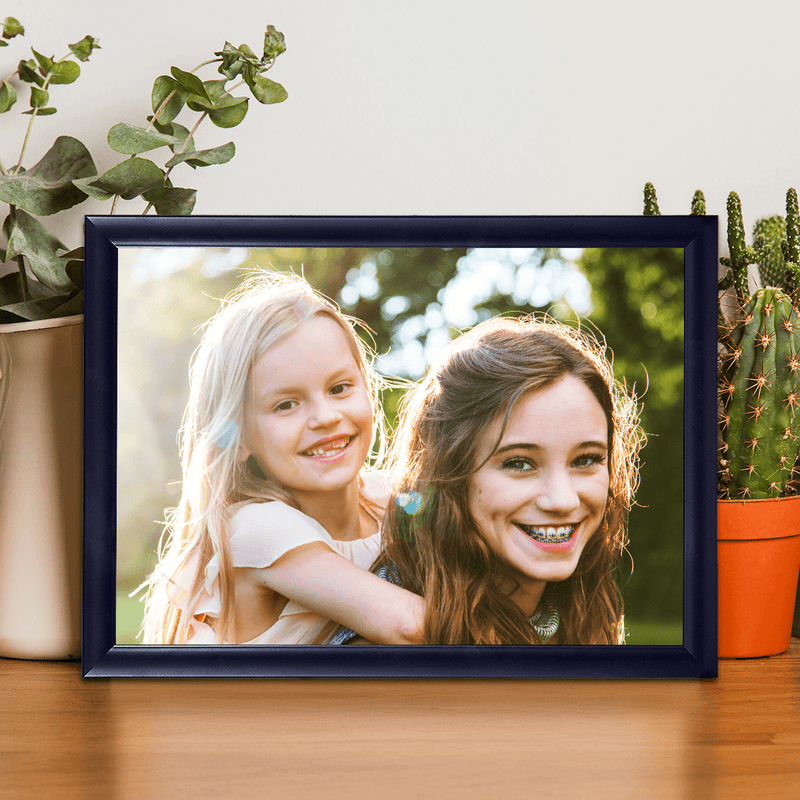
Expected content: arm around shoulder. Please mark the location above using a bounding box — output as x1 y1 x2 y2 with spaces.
254 542 424 644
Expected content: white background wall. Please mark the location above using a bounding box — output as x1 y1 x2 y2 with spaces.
7 1 800 252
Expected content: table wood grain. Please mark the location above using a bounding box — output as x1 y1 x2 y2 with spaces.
2 640 799 800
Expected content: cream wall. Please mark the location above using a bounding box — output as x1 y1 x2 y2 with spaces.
7 1 800 249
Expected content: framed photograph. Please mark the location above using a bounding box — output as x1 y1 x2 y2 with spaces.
83 215 718 678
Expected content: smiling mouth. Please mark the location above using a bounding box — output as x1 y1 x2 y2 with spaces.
515 523 576 544
301 435 354 458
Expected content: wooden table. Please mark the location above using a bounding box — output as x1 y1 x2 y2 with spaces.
2 639 799 800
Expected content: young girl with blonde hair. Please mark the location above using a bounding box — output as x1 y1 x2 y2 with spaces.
335 315 643 645
141 271 423 645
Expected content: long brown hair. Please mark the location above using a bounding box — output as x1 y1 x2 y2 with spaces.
377 315 642 644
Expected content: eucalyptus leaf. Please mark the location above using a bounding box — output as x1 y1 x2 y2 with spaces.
0 80 16 112
204 79 227 101
170 66 209 102
18 59 43 87
165 141 235 169
5 210 72 293
49 60 81 85
263 25 286 59
0 41 7 47
186 91 246 113
50 290 84 317
31 48 54 76
86 157 164 200
30 86 49 107
2 17 24 39
142 185 197 215
23 107 57 115
215 42 253 80
208 98 248 128
108 123 180 154
0 272 58 306
71 176 113 200
246 75 287 105
1 293 78 321
0 136 97 215
64 257 84 289
151 75 186 124
69 35 100 62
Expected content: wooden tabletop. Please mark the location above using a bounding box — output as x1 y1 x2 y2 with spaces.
2 639 799 800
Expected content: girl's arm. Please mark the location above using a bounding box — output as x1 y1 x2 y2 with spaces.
251 542 424 644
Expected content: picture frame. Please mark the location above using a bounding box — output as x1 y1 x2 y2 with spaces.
83 214 718 678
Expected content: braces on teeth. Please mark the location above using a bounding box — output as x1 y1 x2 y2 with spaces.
520 524 575 543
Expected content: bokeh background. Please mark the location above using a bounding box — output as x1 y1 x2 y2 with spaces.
116 245 684 644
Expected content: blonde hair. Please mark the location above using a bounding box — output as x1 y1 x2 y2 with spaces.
141 271 384 643
377 314 643 644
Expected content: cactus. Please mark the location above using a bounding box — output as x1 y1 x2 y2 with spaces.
643 182 800 499
719 192 769 302
781 188 800 301
718 287 800 498
754 215 786 288
643 182 660 215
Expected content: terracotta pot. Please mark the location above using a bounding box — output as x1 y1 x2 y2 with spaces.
0 316 83 660
718 495 800 658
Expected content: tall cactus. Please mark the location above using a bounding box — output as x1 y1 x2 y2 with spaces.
781 188 800 301
719 192 767 302
719 288 800 498
754 215 786 288
643 182 660 216
642 183 800 498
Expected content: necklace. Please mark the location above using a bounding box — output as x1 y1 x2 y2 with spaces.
528 599 560 643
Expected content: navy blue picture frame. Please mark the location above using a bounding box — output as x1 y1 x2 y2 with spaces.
83 215 718 678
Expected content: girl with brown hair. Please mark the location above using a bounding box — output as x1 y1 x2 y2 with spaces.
334 314 643 645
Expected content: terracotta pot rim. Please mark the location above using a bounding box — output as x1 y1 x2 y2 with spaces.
0 314 84 334
718 494 800 506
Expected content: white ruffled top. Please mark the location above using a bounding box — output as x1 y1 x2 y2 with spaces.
171 471 390 645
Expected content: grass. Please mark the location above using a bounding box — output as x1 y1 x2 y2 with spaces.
115 589 683 646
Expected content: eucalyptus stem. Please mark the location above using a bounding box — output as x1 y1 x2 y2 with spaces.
141 110 209 215
14 255 30 302
145 89 178 134
191 58 222 72
12 67 56 175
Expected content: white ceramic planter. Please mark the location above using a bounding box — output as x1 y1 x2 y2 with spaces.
0 315 83 660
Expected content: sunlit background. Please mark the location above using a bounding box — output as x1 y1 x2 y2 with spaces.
116 246 684 645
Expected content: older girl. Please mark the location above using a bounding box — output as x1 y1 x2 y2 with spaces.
335 315 642 645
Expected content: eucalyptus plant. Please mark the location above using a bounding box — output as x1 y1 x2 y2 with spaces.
0 17 287 323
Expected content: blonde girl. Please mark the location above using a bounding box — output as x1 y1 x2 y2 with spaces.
141 272 423 644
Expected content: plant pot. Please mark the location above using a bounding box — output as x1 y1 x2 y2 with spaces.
0 315 83 660
718 495 800 658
